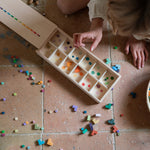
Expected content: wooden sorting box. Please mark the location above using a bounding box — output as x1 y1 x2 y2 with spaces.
0 0 121 103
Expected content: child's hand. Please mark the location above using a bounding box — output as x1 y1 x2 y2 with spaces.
73 18 103 51
125 36 149 69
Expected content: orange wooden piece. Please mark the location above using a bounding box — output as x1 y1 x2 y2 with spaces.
67 62 72 67
80 72 83 76
91 130 98 136
112 125 118 133
149 91 150 97
47 138 53 146
74 66 80 73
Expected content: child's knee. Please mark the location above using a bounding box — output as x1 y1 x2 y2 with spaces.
57 0 73 14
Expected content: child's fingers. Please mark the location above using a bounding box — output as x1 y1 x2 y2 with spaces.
137 51 142 69
90 37 101 51
140 51 145 68
78 33 88 46
131 49 137 67
144 48 149 61
125 42 129 55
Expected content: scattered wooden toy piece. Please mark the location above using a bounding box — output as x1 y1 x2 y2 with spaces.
87 115 91 121
116 130 120 136
1 130 5 133
48 110 53 114
113 46 118 49
2 98 6 101
92 118 99 124
26 146 31 149
83 111 87 114
105 58 111 64
89 123 93 131
105 103 113 109
107 119 115 125
80 128 84 131
1 133 5 137
21 145 25 148
37 139 45 145
47 138 53 146
112 64 120 73
72 105 78 112
130 92 136 98
12 93 17 96
1 112 5 115
95 114 101 117
14 129 19 133
82 128 88 134
91 130 98 136
37 81 43 85
54 109 58 113
14 117 18 121
0 82 4 85
112 125 118 133
120 114 124 117
34 124 40 130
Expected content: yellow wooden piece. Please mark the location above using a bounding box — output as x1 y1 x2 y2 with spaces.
92 118 99 124
47 138 53 146
37 81 43 85
73 74 77 77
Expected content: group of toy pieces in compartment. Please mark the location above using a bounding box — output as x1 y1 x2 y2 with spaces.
71 104 120 136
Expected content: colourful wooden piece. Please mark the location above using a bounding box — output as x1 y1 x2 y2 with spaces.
47 138 53 146
91 130 98 136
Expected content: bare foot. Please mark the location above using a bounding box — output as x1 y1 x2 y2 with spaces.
125 36 149 69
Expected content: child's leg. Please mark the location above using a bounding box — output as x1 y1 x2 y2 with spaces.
57 0 89 15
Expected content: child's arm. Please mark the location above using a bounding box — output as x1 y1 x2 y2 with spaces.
73 17 103 51
73 0 107 51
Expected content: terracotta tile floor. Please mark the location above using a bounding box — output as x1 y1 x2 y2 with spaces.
0 0 150 150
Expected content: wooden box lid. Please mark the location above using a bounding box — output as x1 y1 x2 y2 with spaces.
0 0 57 49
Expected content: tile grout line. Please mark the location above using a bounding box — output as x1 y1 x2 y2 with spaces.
4 128 150 136
107 21 116 150
41 61 44 150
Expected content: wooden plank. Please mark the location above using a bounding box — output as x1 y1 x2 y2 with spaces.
0 0 57 48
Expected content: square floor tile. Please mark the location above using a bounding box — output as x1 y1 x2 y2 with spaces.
116 131 150 150
0 67 43 133
43 63 113 132
112 61 150 129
